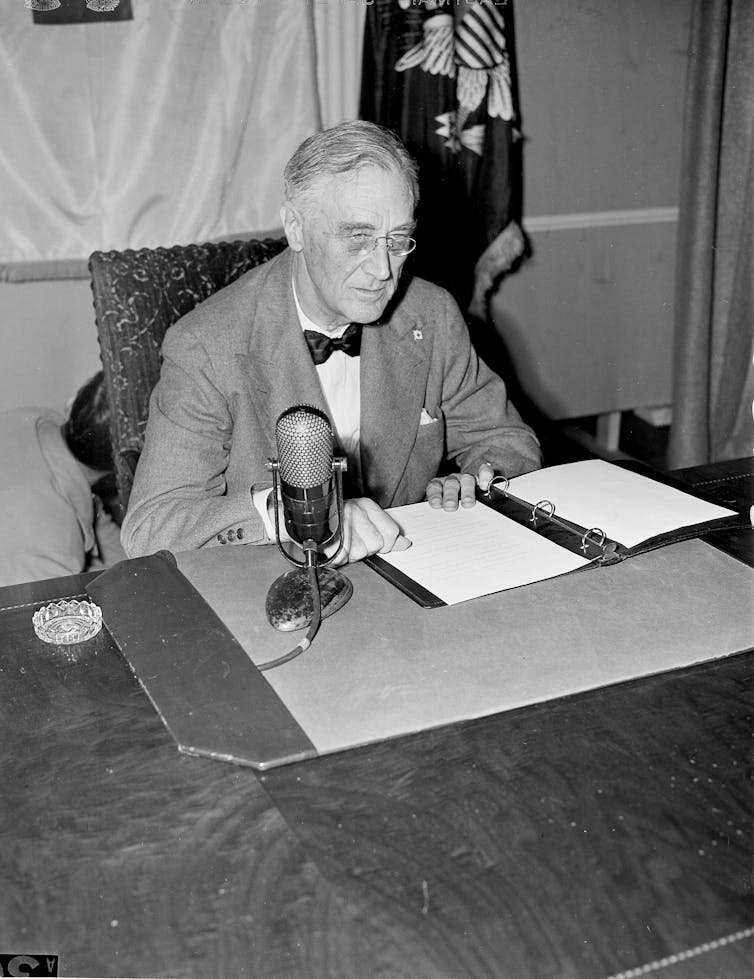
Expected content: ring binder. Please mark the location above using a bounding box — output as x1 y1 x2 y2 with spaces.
372 459 744 608
476 459 742 576
580 527 606 553
485 476 613 557
485 475 509 496
531 500 556 524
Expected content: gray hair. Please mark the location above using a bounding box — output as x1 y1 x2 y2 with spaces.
283 120 420 209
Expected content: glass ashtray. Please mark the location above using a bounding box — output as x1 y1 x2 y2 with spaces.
32 599 103 645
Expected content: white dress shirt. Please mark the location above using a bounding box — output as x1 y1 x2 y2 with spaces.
292 281 362 481
252 280 362 538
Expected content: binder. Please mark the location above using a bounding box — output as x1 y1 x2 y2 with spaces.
367 460 747 608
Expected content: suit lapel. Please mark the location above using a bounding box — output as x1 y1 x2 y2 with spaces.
236 252 329 436
360 306 426 506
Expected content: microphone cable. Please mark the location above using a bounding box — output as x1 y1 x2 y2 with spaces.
258 561 322 672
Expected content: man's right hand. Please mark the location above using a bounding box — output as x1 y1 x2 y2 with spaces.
328 497 411 566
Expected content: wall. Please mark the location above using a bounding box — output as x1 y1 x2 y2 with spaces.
492 0 692 419
0 277 102 414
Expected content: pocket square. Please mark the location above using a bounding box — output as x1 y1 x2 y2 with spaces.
419 408 438 426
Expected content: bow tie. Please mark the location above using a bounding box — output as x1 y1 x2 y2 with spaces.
304 324 363 365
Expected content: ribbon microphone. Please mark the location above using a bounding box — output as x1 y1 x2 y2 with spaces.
263 405 352 667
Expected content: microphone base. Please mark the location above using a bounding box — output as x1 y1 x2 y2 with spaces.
265 566 353 633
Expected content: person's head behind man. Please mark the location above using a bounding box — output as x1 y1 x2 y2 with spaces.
281 121 420 331
62 371 114 478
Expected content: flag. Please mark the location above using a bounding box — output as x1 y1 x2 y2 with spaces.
360 0 525 318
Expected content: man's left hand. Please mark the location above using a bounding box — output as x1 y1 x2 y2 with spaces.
425 462 495 511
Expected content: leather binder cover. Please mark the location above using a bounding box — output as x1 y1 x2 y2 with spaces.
91 538 753 769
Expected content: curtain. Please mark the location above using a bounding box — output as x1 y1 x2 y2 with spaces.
0 0 321 279
314 0 365 128
668 0 754 467
359 0 524 317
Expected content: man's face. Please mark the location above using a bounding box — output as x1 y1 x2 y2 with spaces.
282 165 416 331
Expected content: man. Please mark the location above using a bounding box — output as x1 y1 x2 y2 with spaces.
121 121 541 562
0 371 125 587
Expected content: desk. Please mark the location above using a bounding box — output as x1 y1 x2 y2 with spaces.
1 460 752 979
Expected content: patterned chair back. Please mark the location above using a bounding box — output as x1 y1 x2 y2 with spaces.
89 237 287 518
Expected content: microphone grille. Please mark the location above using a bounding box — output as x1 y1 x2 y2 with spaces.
275 405 334 488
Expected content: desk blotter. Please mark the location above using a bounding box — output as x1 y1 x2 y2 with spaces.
90 539 754 769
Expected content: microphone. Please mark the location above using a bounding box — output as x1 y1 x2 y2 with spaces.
275 405 338 552
263 406 353 652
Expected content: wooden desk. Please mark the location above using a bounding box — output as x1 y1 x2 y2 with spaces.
1 461 751 979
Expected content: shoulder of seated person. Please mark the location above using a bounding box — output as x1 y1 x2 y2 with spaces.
167 262 274 345
401 275 455 307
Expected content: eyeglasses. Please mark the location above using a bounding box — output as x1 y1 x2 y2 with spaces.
340 234 417 258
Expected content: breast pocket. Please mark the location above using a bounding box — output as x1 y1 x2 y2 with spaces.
395 408 446 505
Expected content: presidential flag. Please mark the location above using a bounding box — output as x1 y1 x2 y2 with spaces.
360 0 525 318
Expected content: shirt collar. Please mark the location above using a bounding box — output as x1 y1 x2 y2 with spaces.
291 277 350 339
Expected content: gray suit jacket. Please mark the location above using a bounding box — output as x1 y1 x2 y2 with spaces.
122 249 541 557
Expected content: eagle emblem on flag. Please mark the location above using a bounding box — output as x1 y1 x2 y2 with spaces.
394 2 514 155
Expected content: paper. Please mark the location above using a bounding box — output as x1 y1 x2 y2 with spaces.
379 502 590 604
377 461 739 606
506 459 738 547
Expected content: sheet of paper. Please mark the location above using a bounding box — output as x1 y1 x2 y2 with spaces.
506 459 738 547
379 502 590 604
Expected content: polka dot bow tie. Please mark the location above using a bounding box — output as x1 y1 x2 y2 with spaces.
304 324 363 365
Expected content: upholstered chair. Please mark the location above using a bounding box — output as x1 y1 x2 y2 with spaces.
89 237 287 519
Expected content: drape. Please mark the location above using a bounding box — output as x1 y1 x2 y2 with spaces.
314 0 365 128
668 0 754 467
0 0 321 278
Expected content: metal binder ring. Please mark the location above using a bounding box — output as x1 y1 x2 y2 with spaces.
485 475 509 497
530 499 555 523
580 527 606 553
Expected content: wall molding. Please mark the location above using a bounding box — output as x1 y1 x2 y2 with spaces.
525 206 679 233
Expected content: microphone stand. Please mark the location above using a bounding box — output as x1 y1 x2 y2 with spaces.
261 456 353 670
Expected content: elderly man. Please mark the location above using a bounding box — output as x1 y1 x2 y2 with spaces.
121 121 541 562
